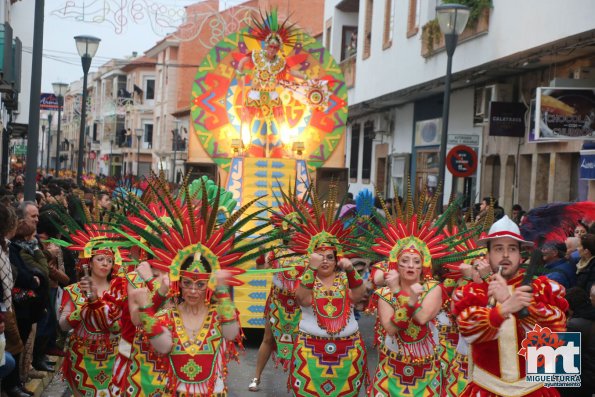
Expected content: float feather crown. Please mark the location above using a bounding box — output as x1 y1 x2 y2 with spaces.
245 8 299 50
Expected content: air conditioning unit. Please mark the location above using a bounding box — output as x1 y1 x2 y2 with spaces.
474 84 513 122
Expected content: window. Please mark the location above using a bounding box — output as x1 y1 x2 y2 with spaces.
383 0 394 49
144 124 153 149
341 26 358 61
407 0 420 37
349 124 360 181
145 79 155 100
362 121 375 183
363 0 373 59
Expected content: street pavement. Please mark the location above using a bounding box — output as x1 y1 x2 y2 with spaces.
42 314 378 397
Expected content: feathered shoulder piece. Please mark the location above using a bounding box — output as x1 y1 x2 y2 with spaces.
520 201 595 243
245 8 298 50
372 179 479 280
286 183 367 258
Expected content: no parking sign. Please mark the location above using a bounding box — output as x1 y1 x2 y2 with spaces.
446 145 477 177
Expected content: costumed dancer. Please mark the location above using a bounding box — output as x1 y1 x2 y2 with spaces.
452 216 568 396
56 219 123 397
128 185 272 396
249 186 311 391
235 9 329 158
109 175 239 396
289 184 370 397
369 187 472 397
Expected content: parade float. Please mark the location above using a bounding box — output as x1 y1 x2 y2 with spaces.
188 10 348 328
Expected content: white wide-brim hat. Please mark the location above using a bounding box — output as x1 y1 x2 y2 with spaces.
477 215 534 248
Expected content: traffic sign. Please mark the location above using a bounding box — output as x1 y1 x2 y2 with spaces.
89 151 97 160
446 145 477 177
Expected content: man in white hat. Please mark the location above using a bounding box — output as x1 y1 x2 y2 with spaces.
452 216 568 397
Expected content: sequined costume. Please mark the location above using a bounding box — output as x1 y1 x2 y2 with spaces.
139 304 237 396
371 283 441 396
264 248 304 369
60 283 120 397
289 271 368 397
108 273 168 397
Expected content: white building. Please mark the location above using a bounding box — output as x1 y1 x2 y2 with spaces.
324 0 595 211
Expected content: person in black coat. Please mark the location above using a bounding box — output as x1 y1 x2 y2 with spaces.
561 287 595 397
576 234 595 293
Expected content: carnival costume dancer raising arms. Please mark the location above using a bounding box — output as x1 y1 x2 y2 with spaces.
249 187 311 391
287 185 370 397
369 189 478 397
452 216 568 397
125 179 271 396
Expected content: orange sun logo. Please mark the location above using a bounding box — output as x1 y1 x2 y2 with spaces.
518 324 566 368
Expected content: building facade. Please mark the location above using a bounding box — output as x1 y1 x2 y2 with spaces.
325 0 595 211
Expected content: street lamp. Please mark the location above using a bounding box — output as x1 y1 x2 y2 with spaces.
435 4 469 211
172 126 178 183
135 128 143 178
45 113 53 174
74 35 101 186
52 82 68 175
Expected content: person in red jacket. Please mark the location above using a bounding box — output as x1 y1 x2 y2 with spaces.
452 216 568 397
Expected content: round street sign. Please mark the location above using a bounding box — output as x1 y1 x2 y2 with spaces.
89 151 97 160
446 145 477 177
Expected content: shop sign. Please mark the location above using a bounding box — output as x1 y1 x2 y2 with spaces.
535 87 595 140
580 150 595 180
40 93 61 110
488 102 526 137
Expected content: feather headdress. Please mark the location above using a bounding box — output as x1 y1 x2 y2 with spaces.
44 196 126 275
372 179 479 280
286 183 370 258
113 175 274 295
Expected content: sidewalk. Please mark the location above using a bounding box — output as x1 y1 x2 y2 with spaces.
22 355 64 397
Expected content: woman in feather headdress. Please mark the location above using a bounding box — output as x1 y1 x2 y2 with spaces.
53 199 125 397
288 184 370 397
127 178 273 396
369 183 480 397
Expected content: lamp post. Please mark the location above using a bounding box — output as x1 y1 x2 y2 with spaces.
74 35 101 186
172 126 178 183
52 82 68 175
45 113 52 174
435 4 470 211
41 124 46 174
109 138 113 177
135 128 143 178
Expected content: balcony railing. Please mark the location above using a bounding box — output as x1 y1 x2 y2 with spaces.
172 138 187 151
421 8 490 58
